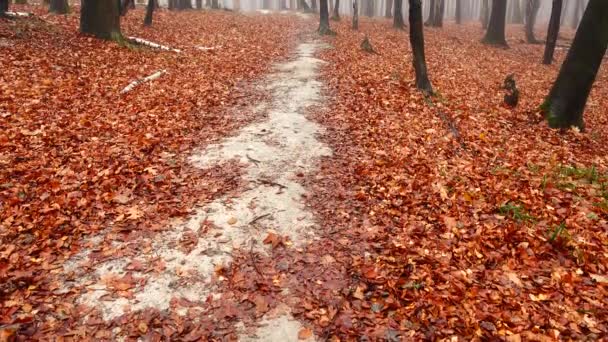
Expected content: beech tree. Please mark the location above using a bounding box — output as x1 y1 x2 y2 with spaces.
352 0 358 30
50 0 68 14
425 0 435 26
80 0 122 41
455 0 462 24
144 0 155 26
393 0 404 29
483 0 507 47
318 0 333 35
408 0 432 93
331 0 339 20
543 0 563 64
542 0 608 129
480 0 489 29
525 0 540 43
385 0 392 18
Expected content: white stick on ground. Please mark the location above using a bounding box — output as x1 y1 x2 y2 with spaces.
127 36 181 53
121 70 166 94
5 11 32 17
196 46 222 51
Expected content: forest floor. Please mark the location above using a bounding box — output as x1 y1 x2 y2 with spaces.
1 5 608 341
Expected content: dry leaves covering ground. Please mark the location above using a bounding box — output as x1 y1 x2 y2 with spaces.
0 5 308 339
292 18 608 340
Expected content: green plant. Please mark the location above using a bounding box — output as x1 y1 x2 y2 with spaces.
548 222 569 243
498 202 535 222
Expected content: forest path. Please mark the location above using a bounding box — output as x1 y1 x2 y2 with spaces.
62 35 330 341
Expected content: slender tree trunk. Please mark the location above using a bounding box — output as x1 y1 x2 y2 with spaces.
483 0 508 46
331 0 340 19
352 0 359 29
385 0 393 17
144 0 155 25
393 0 404 28
81 0 122 41
50 0 68 14
543 0 608 129
365 0 374 16
319 0 333 34
512 0 523 23
525 0 540 43
432 0 444 27
481 0 489 29
409 0 433 92
543 0 563 64
425 0 435 25
455 0 462 24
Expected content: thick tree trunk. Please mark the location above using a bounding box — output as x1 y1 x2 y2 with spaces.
409 0 433 93
0 0 8 14
543 0 563 64
483 0 508 46
331 0 339 19
393 0 404 28
525 0 540 43
81 0 122 41
144 0 154 25
50 0 68 14
352 0 359 29
543 0 608 129
455 0 462 24
431 0 444 27
385 0 393 17
319 0 333 34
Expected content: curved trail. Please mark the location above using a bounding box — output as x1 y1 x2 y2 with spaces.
63 37 329 341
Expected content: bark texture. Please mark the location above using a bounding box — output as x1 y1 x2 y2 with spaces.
352 0 358 29
331 0 340 20
318 0 333 34
50 0 68 14
393 0 404 29
144 0 154 26
483 0 508 46
80 0 122 41
525 0 541 43
409 0 433 93
543 0 563 64
543 0 608 129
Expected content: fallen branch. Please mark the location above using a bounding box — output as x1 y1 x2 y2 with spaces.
196 45 221 51
5 11 32 17
249 213 271 225
127 36 181 53
121 70 166 94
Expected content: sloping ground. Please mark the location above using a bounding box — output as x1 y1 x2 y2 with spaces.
0 5 311 339
295 19 608 340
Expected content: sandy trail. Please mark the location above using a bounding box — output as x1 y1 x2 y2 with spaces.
63 39 330 341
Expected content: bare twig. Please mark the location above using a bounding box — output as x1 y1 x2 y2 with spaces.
249 213 271 225
258 178 287 190
246 153 261 164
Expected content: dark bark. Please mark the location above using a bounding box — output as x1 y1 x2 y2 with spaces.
318 0 333 34
543 0 563 64
425 0 435 26
483 0 508 47
211 0 218 9
455 0 462 24
543 0 608 129
80 0 122 41
408 0 433 93
525 0 540 43
393 0 404 28
385 0 392 17
144 0 154 25
432 0 444 27
352 0 359 29
120 0 134 16
50 0 68 14
196 0 202 9
331 0 340 20
0 0 8 14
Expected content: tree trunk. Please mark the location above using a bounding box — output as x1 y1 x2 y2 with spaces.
385 0 392 17
196 0 202 9
525 0 540 43
144 0 154 25
512 0 523 23
455 0 462 24
234 0 240 10
543 0 563 64
480 0 489 29
483 0 508 46
432 0 444 27
331 0 340 19
211 0 218 9
80 0 122 41
263 0 271 9
120 0 134 16
319 0 333 34
409 0 433 93
365 0 374 16
0 0 8 14
352 0 359 29
543 0 608 129
50 0 68 14
425 0 435 25
393 0 404 28
312 0 318 11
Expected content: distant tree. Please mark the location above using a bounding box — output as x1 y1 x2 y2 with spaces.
352 0 358 29
318 0 333 34
0 0 7 14
312 0 317 11
482 0 508 46
331 0 340 20
120 0 135 16
525 0 541 43
543 0 563 64
385 0 393 17
81 0 122 41
299 0 311 11
433 0 445 27
409 0 432 92
425 0 435 26
455 0 462 24
542 0 608 129
144 0 155 25
393 0 404 29
196 0 202 9
364 0 374 16
570 0 583 28
480 0 489 29
512 0 523 24
263 0 271 9
211 0 218 9
50 0 68 14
